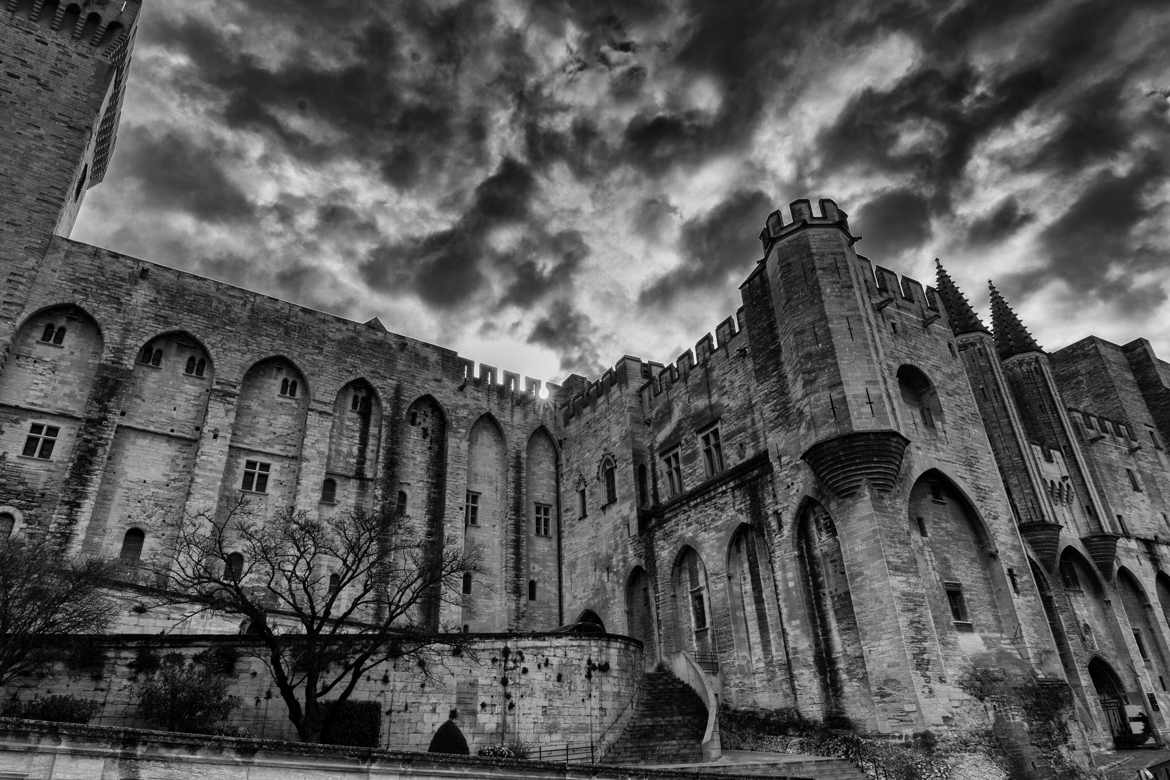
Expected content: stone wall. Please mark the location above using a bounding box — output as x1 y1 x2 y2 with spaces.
2 632 643 754
0 235 566 632
0 720 739 780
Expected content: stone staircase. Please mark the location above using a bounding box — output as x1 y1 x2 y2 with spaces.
602 668 708 764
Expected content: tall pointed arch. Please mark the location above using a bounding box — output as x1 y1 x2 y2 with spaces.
324 378 383 509
463 412 507 631
796 499 870 718
523 426 559 629
402 395 448 630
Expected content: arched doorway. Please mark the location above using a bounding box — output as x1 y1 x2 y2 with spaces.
626 567 657 669
1088 656 1127 739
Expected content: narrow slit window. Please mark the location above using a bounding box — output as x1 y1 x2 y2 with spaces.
534 502 552 537
225 552 244 582
462 573 472 594
464 490 480 526
662 449 683 498
602 457 617 504
320 478 337 503
701 426 725 477
528 579 537 601
119 528 145 563
944 581 970 626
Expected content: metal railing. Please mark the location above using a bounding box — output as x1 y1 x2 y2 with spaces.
530 741 597 763
693 652 719 673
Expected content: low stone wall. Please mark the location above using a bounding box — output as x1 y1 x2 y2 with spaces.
0 720 749 780
2 632 642 754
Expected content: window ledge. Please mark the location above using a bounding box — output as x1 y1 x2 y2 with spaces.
17 454 53 462
37 342 65 349
239 489 268 496
319 499 336 506
138 363 162 370
953 620 974 632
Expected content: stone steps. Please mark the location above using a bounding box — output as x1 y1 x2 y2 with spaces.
602 669 707 764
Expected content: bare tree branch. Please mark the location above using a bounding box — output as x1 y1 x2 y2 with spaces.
153 498 475 743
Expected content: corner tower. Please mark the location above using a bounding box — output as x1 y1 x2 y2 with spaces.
0 0 140 339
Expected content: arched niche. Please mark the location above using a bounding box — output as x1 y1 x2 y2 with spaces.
0 304 104 416
670 546 713 657
325 379 383 507
1117 568 1170 691
626 566 658 669
1088 656 1128 738
1057 547 1131 672
908 470 1006 642
217 357 309 519
896 364 943 430
463 413 506 631
727 524 776 665
122 331 213 436
523 427 558 629
795 499 870 717
401 395 448 631
1156 573 1170 633
231 357 309 456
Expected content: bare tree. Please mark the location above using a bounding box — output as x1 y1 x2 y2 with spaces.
159 499 472 743
0 534 114 687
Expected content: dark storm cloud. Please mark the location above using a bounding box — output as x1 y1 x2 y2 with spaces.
117 127 253 222
148 1 514 184
639 189 771 307
500 230 588 308
965 198 1034 247
1006 152 1168 313
360 158 586 310
853 190 932 259
527 300 603 374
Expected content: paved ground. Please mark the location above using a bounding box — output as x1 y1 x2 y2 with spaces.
1094 747 1170 779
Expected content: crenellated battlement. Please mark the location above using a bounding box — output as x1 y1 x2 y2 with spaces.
454 357 561 404
5 0 138 57
637 307 750 407
559 355 653 424
854 255 941 316
759 198 854 254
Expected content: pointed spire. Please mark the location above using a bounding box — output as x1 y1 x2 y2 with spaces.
988 282 1042 359
934 259 988 336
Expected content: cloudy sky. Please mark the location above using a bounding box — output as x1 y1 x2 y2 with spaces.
74 0 1170 382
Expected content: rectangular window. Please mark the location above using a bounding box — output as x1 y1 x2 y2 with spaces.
577 487 586 518
603 460 617 504
944 581 970 626
241 460 270 493
464 490 480 526
1127 468 1143 492
22 423 60 459
534 502 552 537
662 449 683 498
700 426 725 478
1149 693 1161 711
22 423 59 460
690 587 707 631
528 579 537 601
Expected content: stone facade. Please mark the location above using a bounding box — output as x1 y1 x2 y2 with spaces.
4 0 1170 756
2 633 642 752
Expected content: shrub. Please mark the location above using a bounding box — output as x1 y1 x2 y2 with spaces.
138 659 238 734
63 637 105 674
131 646 160 675
478 744 516 758
3 694 100 724
320 700 381 747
